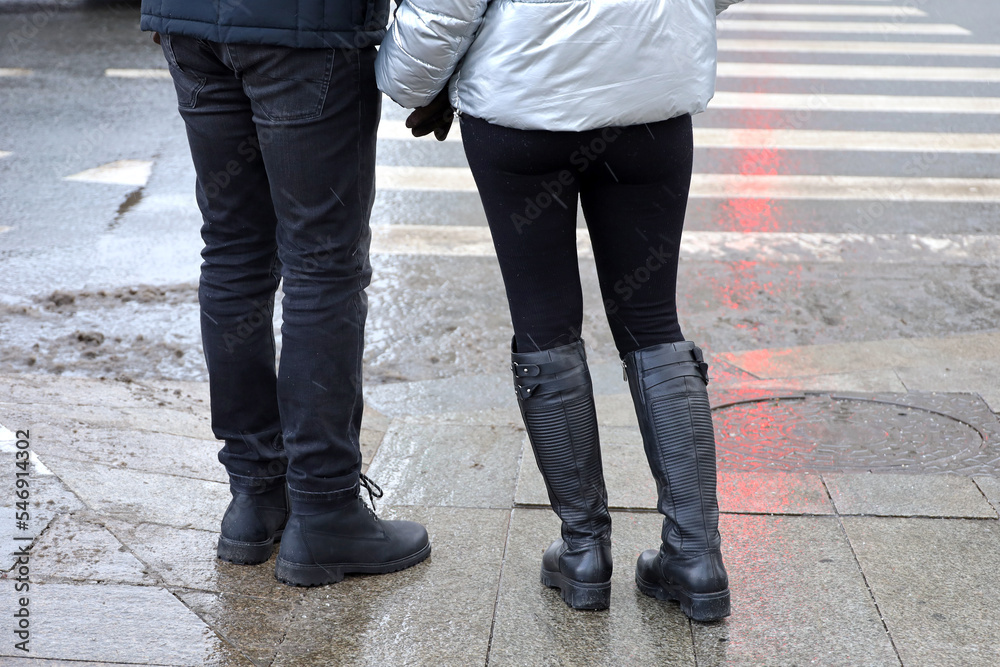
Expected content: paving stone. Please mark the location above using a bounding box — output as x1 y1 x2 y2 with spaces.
366 421 523 509
825 473 997 518
366 363 628 419
693 514 899 667
487 509 696 666
972 475 1000 514
43 457 229 531
360 404 392 473
895 361 1000 413
0 581 248 665
843 517 1000 667
365 372 513 417
1 401 214 441
177 590 296 666
273 506 507 666
30 426 225 484
0 658 152 666
31 512 155 585
0 474 85 572
0 373 179 409
718 331 1000 380
593 394 641 428
398 405 523 427
106 520 304 602
723 369 907 394
718 471 834 515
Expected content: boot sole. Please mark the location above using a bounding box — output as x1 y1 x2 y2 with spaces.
274 542 432 587
636 570 730 622
217 529 283 566
541 567 611 610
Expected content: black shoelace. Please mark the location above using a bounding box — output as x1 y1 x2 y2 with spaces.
359 473 384 513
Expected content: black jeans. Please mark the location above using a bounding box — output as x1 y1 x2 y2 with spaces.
461 114 693 356
161 35 379 508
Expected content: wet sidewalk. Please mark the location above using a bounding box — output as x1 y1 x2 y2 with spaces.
2 332 1000 666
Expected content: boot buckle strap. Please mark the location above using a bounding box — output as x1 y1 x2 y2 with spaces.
512 363 541 378
642 363 707 391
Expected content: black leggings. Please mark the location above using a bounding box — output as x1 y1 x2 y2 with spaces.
461 114 693 356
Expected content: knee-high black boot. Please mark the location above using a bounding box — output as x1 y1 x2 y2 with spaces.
512 338 612 610
624 341 730 622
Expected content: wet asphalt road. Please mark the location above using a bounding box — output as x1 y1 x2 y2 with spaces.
0 0 998 386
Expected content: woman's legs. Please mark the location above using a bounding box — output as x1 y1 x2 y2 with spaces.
579 115 693 356
578 115 730 621
462 115 612 609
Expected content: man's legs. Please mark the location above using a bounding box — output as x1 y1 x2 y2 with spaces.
222 43 428 584
163 35 286 489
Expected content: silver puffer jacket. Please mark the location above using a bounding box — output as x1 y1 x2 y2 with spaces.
375 0 743 132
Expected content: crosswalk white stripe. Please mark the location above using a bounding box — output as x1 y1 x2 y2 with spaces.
0 151 11 159
725 4 926 17
377 124 1000 153
718 62 1000 83
370 225 1000 264
716 20 971 35
0 226 12 235
711 91 1000 114
693 129 1000 153
717 39 1000 57
105 68 171 79
376 167 1000 202
0 68 32 76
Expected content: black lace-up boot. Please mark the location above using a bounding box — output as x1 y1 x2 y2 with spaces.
217 476 289 565
624 341 730 622
512 338 612 610
274 475 431 587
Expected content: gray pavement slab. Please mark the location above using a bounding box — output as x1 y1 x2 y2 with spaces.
31 512 154 586
693 514 899 667
273 506 507 666
1 400 214 441
895 361 1000 412
972 475 1000 515
719 471 834 515
30 426 226 484
0 581 244 665
0 659 153 666
105 520 303 602
367 421 524 509
0 373 209 412
177 591 296 667
0 474 85 571
843 517 1000 667
825 473 998 518
43 456 228 531
486 508 696 666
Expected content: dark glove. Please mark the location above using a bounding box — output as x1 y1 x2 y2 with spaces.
405 89 454 141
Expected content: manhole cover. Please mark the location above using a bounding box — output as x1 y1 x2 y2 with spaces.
713 394 995 473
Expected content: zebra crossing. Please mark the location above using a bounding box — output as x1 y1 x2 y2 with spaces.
370 0 999 260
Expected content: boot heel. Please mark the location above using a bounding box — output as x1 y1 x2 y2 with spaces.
680 589 731 622
542 568 611 610
274 557 346 587
217 535 276 565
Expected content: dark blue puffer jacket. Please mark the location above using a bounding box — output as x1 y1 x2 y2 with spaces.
139 0 390 49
